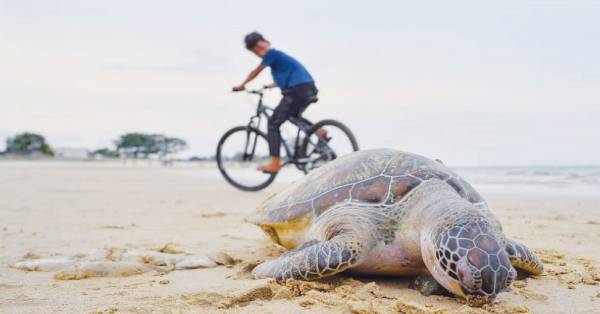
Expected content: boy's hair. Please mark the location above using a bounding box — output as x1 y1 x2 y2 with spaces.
244 32 267 50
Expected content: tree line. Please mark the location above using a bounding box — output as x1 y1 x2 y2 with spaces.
3 132 53 156
111 133 187 159
2 132 188 160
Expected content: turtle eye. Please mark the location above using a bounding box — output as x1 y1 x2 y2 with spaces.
505 266 517 290
457 257 482 291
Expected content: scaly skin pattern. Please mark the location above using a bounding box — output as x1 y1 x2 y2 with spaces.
252 235 361 281
505 239 544 275
249 149 543 306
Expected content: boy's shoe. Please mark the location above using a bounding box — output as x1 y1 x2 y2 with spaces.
257 157 281 173
316 127 328 139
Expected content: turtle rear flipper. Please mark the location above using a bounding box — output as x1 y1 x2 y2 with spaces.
505 239 543 275
252 234 362 282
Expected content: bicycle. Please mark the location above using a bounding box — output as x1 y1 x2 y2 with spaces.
216 86 359 191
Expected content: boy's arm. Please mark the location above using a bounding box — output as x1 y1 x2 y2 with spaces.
232 64 266 91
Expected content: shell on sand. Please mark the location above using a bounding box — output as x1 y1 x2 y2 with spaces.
11 247 218 280
12 258 75 272
54 261 153 280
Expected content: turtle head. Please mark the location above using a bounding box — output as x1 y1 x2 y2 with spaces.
422 219 517 306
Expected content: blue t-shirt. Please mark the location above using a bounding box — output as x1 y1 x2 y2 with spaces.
261 49 314 91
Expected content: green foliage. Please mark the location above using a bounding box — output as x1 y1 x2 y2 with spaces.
91 148 119 158
114 133 156 157
188 155 215 161
6 132 53 155
156 136 188 156
114 133 187 158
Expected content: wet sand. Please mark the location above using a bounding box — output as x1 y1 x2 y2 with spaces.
1 161 599 313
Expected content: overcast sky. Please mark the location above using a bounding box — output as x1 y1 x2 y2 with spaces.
1 0 599 165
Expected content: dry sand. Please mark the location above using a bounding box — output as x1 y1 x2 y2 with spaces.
1 161 599 313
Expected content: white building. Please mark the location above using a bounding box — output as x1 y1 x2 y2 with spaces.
54 147 90 160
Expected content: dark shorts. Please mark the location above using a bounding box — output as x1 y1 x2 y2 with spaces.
268 83 318 156
279 82 319 119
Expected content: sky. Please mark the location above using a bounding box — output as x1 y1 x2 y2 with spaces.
1 0 599 166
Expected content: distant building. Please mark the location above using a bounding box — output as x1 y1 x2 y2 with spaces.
1 151 46 158
54 147 90 160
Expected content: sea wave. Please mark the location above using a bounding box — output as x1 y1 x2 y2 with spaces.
455 166 600 187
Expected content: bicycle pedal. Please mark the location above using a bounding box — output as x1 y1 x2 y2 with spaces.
317 136 332 146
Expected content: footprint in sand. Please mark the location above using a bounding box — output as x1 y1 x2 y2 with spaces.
535 249 600 288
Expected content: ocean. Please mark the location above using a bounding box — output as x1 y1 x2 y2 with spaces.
455 166 600 197
185 163 600 198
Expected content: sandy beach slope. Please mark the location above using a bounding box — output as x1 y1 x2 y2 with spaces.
1 161 599 313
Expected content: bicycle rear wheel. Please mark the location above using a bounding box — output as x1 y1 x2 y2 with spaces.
216 126 276 191
299 119 359 173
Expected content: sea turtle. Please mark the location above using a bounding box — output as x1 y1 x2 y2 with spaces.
247 149 543 306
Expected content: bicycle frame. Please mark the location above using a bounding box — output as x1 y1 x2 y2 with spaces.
244 89 314 167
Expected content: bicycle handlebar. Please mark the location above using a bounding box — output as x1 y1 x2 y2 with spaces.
231 86 276 112
247 89 264 95
232 85 277 95
247 85 277 94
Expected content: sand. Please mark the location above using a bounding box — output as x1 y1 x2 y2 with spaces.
1 161 599 313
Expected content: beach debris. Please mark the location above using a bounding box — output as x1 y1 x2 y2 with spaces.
208 251 236 266
119 250 216 269
54 261 152 280
10 246 218 280
12 258 76 272
98 224 137 230
21 251 41 259
200 212 227 218
173 256 216 270
156 242 185 254
229 259 261 279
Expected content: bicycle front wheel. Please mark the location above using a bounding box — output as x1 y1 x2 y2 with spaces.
216 126 276 191
300 119 359 173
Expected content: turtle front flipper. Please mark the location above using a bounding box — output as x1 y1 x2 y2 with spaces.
505 239 543 275
252 234 362 282
409 274 453 297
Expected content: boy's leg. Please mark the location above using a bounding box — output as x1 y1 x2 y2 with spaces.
293 85 327 139
258 95 294 173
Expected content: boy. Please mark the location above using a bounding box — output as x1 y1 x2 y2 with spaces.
232 32 319 173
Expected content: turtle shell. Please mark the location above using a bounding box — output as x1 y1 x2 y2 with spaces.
248 149 484 225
